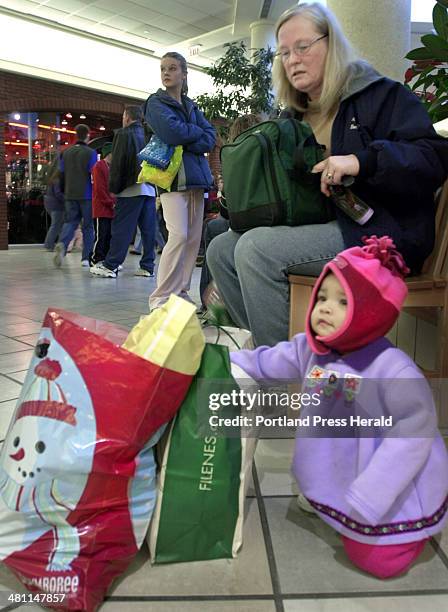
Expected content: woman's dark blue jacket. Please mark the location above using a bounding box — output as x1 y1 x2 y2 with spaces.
145 89 216 191
285 66 448 272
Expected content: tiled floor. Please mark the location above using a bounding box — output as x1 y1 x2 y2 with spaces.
0 248 448 612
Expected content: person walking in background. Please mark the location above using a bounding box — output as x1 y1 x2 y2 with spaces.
90 105 156 279
145 51 216 309
53 124 97 268
131 197 166 255
43 159 64 251
91 143 116 265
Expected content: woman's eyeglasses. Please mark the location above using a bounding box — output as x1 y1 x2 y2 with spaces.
275 34 328 62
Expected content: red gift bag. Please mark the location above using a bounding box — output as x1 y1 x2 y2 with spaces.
0 299 204 611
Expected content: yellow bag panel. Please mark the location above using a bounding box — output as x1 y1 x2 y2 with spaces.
123 294 204 376
137 146 183 191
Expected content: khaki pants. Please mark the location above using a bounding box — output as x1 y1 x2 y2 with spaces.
149 189 204 309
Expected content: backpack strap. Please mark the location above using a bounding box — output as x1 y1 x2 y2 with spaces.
289 138 325 183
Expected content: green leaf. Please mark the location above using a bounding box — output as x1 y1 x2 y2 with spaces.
195 40 273 122
421 34 448 59
433 3 448 39
437 0 448 10
406 47 437 60
428 98 444 112
412 70 435 91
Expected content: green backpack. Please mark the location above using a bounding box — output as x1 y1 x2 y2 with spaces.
220 118 331 232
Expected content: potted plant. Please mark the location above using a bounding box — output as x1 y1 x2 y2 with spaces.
405 0 448 122
195 41 275 136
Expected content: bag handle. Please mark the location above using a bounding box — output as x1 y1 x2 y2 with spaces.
290 137 325 183
203 322 242 350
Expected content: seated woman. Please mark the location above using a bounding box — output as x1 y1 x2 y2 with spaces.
207 1 448 347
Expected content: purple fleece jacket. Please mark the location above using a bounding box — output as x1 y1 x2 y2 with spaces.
231 334 448 544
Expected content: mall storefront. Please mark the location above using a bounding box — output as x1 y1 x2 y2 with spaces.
0 70 143 249
5 111 120 245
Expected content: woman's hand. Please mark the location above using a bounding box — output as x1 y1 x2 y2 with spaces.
312 154 360 197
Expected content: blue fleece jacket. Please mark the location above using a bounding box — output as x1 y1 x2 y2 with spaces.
145 89 216 191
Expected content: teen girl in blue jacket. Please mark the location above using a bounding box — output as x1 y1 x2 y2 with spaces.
145 52 216 310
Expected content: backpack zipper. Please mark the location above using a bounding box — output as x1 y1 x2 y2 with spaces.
255 133 283 211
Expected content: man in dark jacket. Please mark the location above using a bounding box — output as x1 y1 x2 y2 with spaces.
53 124 97 268
90 105 156 278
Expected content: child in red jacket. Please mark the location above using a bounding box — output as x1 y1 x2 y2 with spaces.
91 143 116 265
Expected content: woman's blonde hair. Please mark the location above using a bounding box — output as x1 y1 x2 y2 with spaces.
273 2 364 116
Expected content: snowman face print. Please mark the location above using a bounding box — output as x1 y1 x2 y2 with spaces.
2 417 47 485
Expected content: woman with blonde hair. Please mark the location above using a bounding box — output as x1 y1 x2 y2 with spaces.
145 51 216 309
207 1 448 347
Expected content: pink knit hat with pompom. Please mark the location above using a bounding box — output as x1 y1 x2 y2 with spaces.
305 236 410 355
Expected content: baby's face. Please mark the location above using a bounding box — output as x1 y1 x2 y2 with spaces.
310 273 347 337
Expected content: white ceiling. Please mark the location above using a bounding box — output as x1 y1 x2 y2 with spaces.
0 0 296 67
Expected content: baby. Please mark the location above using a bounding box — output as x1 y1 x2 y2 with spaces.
231 236 448 578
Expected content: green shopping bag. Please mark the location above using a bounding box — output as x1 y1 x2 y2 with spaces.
149 342 255 563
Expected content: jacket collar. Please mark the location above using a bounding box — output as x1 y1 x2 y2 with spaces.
340 61 384 101
152 88 193 118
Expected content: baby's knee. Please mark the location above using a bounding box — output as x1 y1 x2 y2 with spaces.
342 535 427 579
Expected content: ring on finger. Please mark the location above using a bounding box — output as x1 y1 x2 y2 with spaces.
326 172 334 180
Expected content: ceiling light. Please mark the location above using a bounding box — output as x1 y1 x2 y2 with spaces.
36 118 40 123
80 113 86 119
99 125 105 131
66 112 72 118
13 113 20 120
61 119 68 125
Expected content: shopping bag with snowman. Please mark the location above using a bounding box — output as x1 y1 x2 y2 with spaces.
0 297 204 611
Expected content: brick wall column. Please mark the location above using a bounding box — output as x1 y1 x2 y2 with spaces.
0 117 7 250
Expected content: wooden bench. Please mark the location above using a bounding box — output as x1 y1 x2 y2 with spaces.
289 180 448 378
